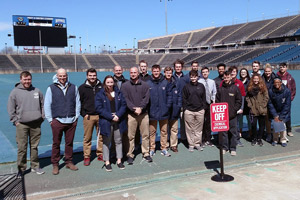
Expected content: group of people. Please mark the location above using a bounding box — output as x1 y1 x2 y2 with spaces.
7 59 296 177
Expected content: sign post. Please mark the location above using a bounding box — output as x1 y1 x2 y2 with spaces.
210 103 234 182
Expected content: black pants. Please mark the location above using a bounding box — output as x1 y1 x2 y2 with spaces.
251 115 265 140
220 117 237 151
202 105 212 143
285 120 291 133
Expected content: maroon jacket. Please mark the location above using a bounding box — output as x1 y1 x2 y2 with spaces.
277 71 296 101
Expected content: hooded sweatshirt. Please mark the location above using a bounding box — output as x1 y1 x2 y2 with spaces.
7 82 44 125
44 74 81 123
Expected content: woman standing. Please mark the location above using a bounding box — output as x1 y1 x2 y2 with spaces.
239 68 251 140
95 75 127 171
246 73 269 146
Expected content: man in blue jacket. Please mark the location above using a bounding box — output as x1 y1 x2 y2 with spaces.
147 65 172 157
44 68 81 175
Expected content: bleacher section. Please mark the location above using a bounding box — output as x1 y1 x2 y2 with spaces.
49 55 76 70
159 54 187 67
268 45 300 63
138 54 162 66
229 47 272 63
0 55 17 70
267 15 300 38
190 28 218 46
85 55 115 69
75 55 90 70
207 49 248 64
246 45 295 63
171 33 191 48
138 40 149 49
112 55 136 68
182 53 204 63
11 55 53 70
149 37 172 48
222 19 273 43
205 24 243 45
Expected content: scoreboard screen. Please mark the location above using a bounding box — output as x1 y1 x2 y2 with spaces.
12 15 68 47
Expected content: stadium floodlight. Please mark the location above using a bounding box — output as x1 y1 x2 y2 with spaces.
68 35 77 71
160 0 172 35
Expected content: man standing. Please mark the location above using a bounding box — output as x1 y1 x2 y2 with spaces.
198 67 217 146
121 67 152 164
8 71 45 178
78 68 103 166
182 70 207 152
190 60 203 79
214 63 226 92
216 71 242 156
113 65 128 89
147 65 172 157
277 62 296 137
44 68 81 175
138 60 151 81
164 67 182 152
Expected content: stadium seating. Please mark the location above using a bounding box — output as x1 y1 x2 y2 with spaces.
170 33 191 48
139 54 162 67
11 55 54 70
112 55 136 68
159 53 187 67
85 55 115 69
0 55 17 70
149 37 172 48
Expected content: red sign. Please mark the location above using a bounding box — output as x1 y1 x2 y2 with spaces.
210 103 229 132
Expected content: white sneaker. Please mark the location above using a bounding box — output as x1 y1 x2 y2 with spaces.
31 168 45 175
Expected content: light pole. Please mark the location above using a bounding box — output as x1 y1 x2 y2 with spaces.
133 38 136 49
69 35 77 71
114 46 116 53
109 45 111 54
103 45 106 53
89 45 91 54
262 13 265 20
79 36 82 54
160 0 172 35
125 44 127 49
5 43 7 54
94 46 96 54
39 30 43 73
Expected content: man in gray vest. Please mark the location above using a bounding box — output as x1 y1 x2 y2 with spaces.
44 68 81 175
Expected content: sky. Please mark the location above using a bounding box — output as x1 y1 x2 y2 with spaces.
1 0 300 53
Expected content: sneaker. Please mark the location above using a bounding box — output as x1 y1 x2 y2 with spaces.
287 132 294 137
257 139 263 147
281 143 288 147
16 170 24 179
161 150 171 157
97 154 104 162
222 149 227 155
52 165 59 175
251 139 257 146
117 162 125 170
272 141 277 146
195 145 204 151
206 141 214 147
127 157 134 165
143 155 153 163
231 151 237 156
170 146 178 152
84 158 90 166
66 163 78 171
237 140 244 147
188 146 194 152
150 150 155 157
31 168 45 175
104 164 112 172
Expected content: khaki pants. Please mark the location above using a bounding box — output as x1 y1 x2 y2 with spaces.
127 113 150 158
168 119 178 148
149 119 168 151
16 122 41 171
184 109 205 148
273 131 288 144
83 115 103 158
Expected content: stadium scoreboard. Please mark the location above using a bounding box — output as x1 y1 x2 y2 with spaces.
13 15 68 47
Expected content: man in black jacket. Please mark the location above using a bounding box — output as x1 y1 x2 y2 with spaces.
182 70 206 152
216 71 242 156
78 68 103 166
